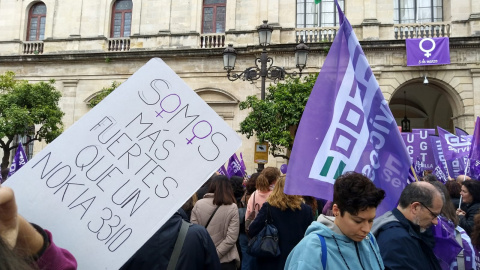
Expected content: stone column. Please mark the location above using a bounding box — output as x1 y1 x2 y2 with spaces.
469 0 480 36
61 80 79 129
472 69 480 121
362 0 380 40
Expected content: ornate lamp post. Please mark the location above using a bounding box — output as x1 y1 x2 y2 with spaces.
223 20 310 171
401 91 411 132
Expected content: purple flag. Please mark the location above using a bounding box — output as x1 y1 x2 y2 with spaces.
469 117 480 179
455 126 469 137
284 0 411 216
431 134 467 179
437 127 471 161
433 216 462 269
406 37 450 66
227 154 244 178
239 153 247 172
217 164 227 176
7 142 28 178
430 135 452 179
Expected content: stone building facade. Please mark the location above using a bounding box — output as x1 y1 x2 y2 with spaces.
0 0 479 173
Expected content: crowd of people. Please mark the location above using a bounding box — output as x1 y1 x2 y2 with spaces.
6 167 480 269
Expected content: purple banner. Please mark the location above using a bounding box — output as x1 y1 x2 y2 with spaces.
284 0 411 216
7 142 28 178
412 129 436 171
406 37 450 66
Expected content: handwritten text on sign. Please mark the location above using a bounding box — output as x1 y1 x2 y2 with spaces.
6 58 242 269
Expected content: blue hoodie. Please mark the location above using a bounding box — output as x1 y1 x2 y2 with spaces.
285 215 384 270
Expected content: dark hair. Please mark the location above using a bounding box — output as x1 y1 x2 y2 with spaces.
333 172 385 216
422 174 438 183
245 173 259 195
462 180 480 204
429 181 458 226
445 181 461 199
208 175 236 205
471 213 480 249
256 167 280 191
0 237 33 270
230 176 245 205
398 182 442 209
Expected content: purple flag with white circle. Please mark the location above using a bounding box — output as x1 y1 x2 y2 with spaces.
406 37 450 66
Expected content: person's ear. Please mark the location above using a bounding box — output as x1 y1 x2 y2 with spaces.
410 202 420 215
332 204 340 217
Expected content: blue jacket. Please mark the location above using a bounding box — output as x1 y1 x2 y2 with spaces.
285 215 384 270
371 208 441 270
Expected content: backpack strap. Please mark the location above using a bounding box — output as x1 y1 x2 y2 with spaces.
205 205 220 228
316 234 327 270
368 232 375 246
167 219 190 270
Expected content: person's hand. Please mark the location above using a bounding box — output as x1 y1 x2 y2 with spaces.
0 186 19 248
456 208 466 216
0 185 44 256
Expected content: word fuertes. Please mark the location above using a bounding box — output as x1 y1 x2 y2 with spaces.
29 78 229 252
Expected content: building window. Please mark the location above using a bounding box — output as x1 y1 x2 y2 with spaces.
27 2 46 41
394 0 443 24
296 0 344 28
202 0 226 33
111 0 132 38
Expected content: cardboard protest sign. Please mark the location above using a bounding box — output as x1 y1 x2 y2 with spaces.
5 58 242 269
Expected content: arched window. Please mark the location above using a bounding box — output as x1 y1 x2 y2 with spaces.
296 0 344 28
27 2 46 41
394 0 443 24
202 0 226 33
111 0 133 38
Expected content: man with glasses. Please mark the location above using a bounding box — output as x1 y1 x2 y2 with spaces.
371 182 444 270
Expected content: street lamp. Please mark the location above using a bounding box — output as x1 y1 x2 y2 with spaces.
223 20 310 171
223 20 310 100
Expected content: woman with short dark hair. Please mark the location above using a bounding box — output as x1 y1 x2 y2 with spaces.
191 175 240 270
285 172 386 270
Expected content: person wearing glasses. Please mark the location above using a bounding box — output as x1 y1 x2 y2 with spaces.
371 181 444 270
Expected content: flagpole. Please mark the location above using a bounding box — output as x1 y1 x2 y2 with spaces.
410 165 419 182
463 158 471 181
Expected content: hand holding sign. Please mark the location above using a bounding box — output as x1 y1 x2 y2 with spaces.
0 186 19 248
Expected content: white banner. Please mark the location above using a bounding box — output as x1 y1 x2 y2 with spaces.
5 58 242 269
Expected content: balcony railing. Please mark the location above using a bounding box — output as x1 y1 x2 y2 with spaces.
108 38 130 51
200 33 225 48
295 27 339 43
23 41 44 54
394 22 451 39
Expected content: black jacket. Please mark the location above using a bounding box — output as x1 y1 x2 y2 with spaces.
121 209 221 270
372 208 441 270
459 202 480 236
248 202 313 270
